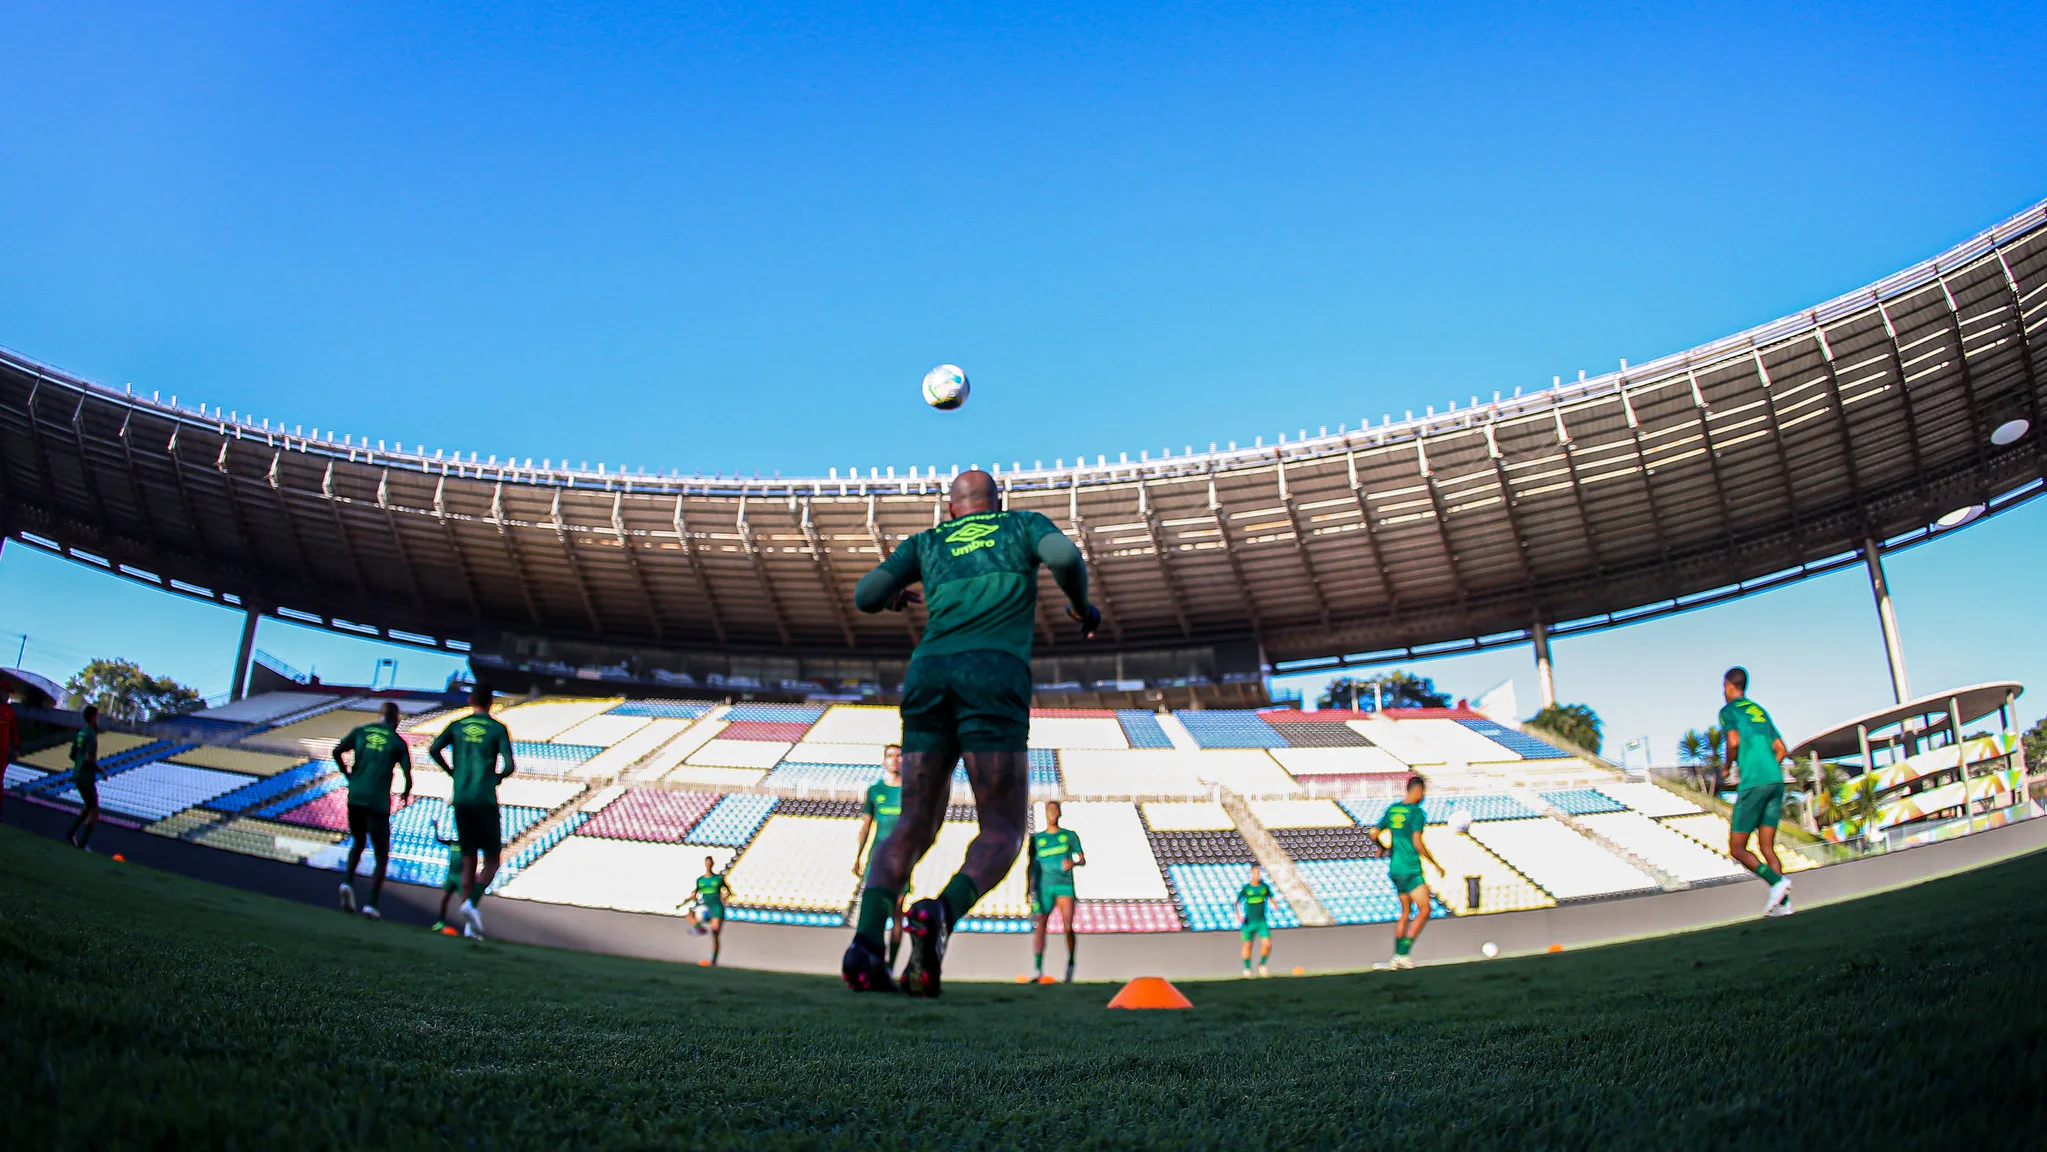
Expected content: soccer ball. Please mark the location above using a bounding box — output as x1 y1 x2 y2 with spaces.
922 364 969 410
1481 941 1499 958
1448 810 1474 835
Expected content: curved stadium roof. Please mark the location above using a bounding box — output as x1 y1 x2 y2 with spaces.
3 200 2045 679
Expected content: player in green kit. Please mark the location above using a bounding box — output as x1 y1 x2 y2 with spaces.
841 470 1098 997
684 856 734 965
1374 775 1444 970
64 705 105 851
334 701 414 920
1719 667 1795 917
1237 863 1274 977
428 685 517 939
1028 800 1086 983
851 744 906 967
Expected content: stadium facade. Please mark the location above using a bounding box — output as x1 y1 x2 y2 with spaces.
3 199 2045 706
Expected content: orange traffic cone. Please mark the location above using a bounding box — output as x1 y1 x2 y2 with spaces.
1106 976 1192 1010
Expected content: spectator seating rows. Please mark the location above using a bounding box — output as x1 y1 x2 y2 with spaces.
1037 901 1185 933
1424 831 1554 914
1467 818 1661 900
170 745 309 777
53 761 255 822
1264 718 1375 748
1657 813 1820 873
1139 800 1237 831
206 761 329 814
1578 811 1751 884
1341 794 1539 826
723 815 863 912
606 700 710 720
1175 711 1288 749
1116 710 1176 748
579 789 723 842
1294 859 1450 924
1041 801 1172 901
1594 781 1701 818
1539 789 1631 816
501 837 739 914
1168 862 1300 930
686 793 778 847
1455 717 1575 759
1249 798 1354 828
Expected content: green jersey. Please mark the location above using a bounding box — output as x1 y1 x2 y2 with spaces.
1378 802 1425 872
862 779 902 846
337 722 411 807
1031 827 1084 887
695 873 728 910
876 509 1066 663
428 713 517 807
70 727 98 778
1238 880 1274 923
1717 697 1784 790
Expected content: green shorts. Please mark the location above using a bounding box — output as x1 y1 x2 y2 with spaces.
1034 884 1076 916
441 848 464 893
699 903 725 923
1730 788 1784 835
1389 867 1427 896
1241 920 1271 940
900 651 1032 753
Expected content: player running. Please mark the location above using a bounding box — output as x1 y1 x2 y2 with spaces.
1374 775 1443 970
851 744 907 968
65 705 105 851
841 469 1098 997
333 701 414 920
431 819 463 934
1237 863 1275 977
1028 800 1086 983
683 856 734 966
428 685 517 939
1720 666 1795 917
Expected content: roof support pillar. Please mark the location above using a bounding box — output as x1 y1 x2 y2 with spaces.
1531 618 1556 711
1863 536 1910 704
230 607 260 702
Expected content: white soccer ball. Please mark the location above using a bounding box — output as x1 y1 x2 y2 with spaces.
1448 809 1474 835
922 364 969 410
1482 941 1499 959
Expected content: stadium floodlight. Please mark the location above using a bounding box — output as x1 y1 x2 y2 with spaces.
1935 504 1985 529
1992 418 2030 446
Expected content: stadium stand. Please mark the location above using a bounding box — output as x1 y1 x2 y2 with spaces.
1467 819 1661 900
1595 781 1701 818
1043 801 1172 901
1249 798 1356 828
512 741 605 774
169 745 309 777
1658 813 1821 873
1425 831 1554 914
205 761 330 814
571 718 697 778
1397 719 1532 764
907 821 1033 924
723 815 862 914
1539 788 1631 816
1029 714 1131 749
1170 862 1300 930
189 692 339 725
497 698 621 742
606 700 711 720
500 838 739 914
1264 717 1375 747
687 793 778 847
1115 710 1176 748
1344 718 1444 766
1040 901 1184 933
578 788 722 842
1577 811 1751 884
1455 717 1575 759
1293 859 1444 925
1139 800 1237 831
548 713 651 749
1174 711 1288 749
1341 794 1539 826
51 761 253 823
684 738 791 771
18 731 153 770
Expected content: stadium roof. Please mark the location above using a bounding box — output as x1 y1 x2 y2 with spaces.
4 199 2047 671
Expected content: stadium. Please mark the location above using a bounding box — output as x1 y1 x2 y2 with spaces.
5 190 2047 1143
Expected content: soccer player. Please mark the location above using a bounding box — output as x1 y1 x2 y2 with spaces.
683 855 734 966
1720 666 1795 917
334 701 414 920
1375 775 1443 970
1028 800 1086 983
1237 862 1275 977
428 685 517 939
840 470 1098 996
851 744 907 967
431 819 463 934
65 705 105 850
0 691 19 818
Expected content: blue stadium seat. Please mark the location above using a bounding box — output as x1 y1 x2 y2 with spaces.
1116 710 1176 749
1166 862 1300 931
720 704 826 723
1295 858 1450 924
1342 794 1538 826
1539 789 1629 816
1457 718 1575 759
606 701 711 719
687 794 777 846
1174 711 1288 749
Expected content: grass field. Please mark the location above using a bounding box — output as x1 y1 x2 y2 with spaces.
3 826 2044 1149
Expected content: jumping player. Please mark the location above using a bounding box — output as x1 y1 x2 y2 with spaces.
65 705 105 850
1720 667 1794 916
851 744 907 967
684 856 734 965
334 701 414 920
1375 775 1443 969
841 469 1098 996
1238 863 1274 977
428 685 517 938
1028 800 1086 983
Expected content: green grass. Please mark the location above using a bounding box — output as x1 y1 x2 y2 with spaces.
3 827 2044 1149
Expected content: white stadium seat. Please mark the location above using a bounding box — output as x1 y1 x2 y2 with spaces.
1027 716 1130 750
500 838 736 914
1031 801 1170 901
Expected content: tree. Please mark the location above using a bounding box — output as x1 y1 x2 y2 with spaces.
1676 726 1724 792
2024 715 2047 774
63 659 203 724
1315 671 1451 712
1528 703 1602 756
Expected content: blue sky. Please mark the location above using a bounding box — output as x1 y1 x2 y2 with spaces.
1 3 2043 753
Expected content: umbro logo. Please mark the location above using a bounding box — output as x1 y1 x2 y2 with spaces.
944 521 1001 544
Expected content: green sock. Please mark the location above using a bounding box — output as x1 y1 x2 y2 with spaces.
1034 951 1044 974
855 888 899 948
1243 955 1252 972
1757 864 1784 886
1395 936 1412 956
938 873 981 930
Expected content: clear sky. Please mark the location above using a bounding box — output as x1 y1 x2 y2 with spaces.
2 3 2043 753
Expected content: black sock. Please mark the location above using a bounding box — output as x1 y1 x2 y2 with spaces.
76 823 95 850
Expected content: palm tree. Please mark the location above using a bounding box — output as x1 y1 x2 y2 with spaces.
1676 727 1724 792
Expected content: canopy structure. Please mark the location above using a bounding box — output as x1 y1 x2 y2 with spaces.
1789 682 2024 762
3 201 2046 691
